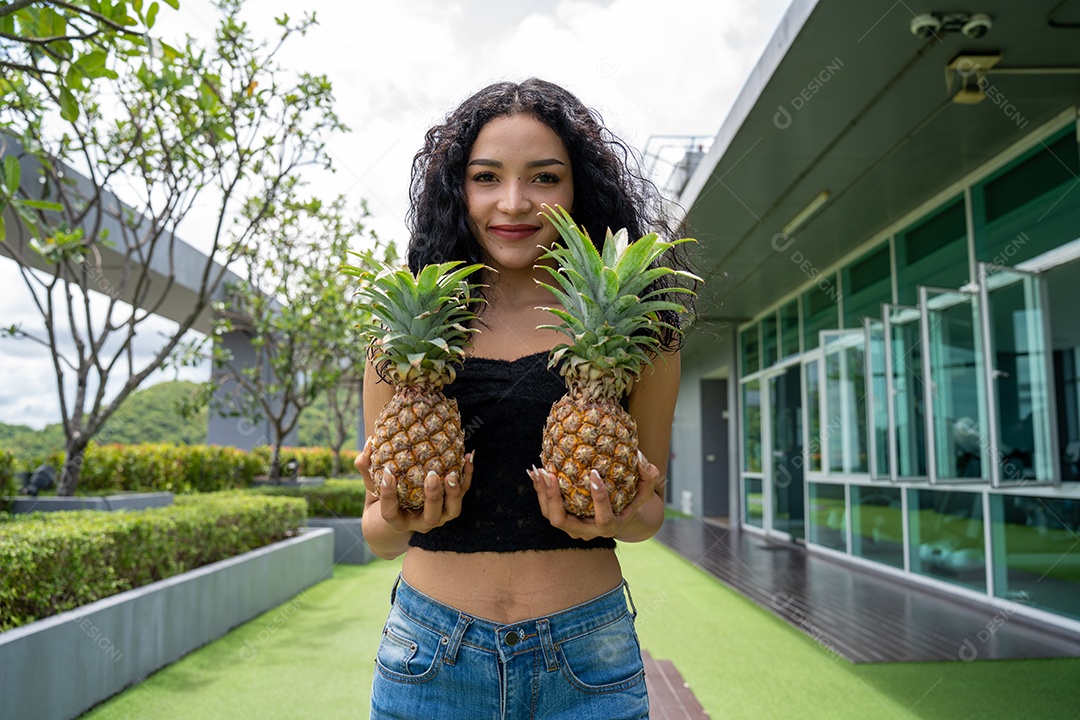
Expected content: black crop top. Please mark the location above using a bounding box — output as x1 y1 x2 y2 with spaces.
409 351 617 553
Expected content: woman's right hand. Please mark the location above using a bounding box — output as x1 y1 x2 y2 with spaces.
355 439 474 556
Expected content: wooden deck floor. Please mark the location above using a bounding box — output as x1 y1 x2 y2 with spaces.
655 518 1080 663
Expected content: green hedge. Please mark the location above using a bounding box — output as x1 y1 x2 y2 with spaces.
0 492 306 631
250 446 361 478
74 443 266 494
0 450 15 512
250 479 366 518
0 443 361 497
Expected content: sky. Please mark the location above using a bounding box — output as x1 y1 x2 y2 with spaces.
0 0 794 430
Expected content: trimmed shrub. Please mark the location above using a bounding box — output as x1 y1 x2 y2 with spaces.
250 446 361 478
0 450 15 512
0 492 306 631
75 443 264 494
250 479 366 518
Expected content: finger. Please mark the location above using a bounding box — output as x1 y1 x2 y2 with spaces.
637 450 660 483
379 468 407 528
420 471 445 527
541 469 570 527
589 469 618 531
459 451 476 493
529 466 552 519
442 470 464 519
356 438 373 481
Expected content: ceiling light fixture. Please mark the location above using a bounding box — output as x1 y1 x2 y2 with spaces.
782 191 830 236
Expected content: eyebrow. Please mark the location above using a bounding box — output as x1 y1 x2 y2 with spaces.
467 158 566 168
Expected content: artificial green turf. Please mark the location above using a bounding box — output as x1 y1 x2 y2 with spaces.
81 539 1079 719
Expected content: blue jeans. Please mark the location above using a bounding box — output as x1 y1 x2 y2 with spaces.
370 575 649 719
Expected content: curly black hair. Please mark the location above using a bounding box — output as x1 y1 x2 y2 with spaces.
406 77 695 350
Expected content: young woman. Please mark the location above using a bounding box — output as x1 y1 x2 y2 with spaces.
356 78 693 719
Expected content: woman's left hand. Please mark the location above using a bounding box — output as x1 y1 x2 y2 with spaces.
528 451 664 541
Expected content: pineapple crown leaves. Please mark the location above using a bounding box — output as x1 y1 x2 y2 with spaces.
535 204 700 398
341 253 486 388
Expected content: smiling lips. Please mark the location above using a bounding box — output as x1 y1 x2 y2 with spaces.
489 224 542 241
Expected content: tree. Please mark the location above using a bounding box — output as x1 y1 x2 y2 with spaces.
201 193 390 482
0 0 347 495
0 0 167 116
322 364 362 476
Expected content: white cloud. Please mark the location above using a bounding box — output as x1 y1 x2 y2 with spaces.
0 0 793 430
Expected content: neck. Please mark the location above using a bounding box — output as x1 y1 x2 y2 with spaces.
481 266 553 310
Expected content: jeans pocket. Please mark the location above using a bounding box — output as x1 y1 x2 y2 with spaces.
375 606 447 682
555 613 645 694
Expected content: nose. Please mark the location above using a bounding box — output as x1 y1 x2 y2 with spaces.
496 179 532 216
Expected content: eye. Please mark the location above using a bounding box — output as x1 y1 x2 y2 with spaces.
471 171 497 183
534 172 560 184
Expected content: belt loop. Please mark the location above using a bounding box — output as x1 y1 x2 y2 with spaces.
389 574 402 606
537 619 558 672
443 612 473 666
623 579 638 619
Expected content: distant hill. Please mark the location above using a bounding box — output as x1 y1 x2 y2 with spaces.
0 380 348 463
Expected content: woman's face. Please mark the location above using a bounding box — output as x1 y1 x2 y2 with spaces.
464 114 574 274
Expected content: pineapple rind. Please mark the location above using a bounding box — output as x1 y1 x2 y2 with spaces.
370 386 464 510
536 205 696 517
345 258 484 510
541 393 639 517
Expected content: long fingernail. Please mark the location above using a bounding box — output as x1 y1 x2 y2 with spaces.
468 450 477 464
364 436 372 452
425 470 438 488
447 472 458 488
381 468 392 488
637 450 646 464
591 480 602 491
544 471 554 488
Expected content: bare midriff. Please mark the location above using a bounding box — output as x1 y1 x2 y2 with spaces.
401 546 624 624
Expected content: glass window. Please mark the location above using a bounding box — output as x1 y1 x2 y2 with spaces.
867 319 889 479
922 287 989 481
808 482 846 551
886 306 928 479
742 380 762 472
780 299 800 359
804 359 822 473
1060 347 1080 482
895 197 969 306
802 277 840 351
909 489 986 592
850 485 903 568
983 265 1054 483
824 332 869 474
842 244 891 329
761 313 778 369
744 477 763 528
741 325 760 376
974 127 1080 267
991 494 1080 620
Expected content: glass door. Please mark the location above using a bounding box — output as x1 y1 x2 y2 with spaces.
978 262 1057 484
919 286 990 482
884 305 928 480
767 364 805 540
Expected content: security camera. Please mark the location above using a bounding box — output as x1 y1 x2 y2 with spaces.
961 13 992 39
910 13 942 39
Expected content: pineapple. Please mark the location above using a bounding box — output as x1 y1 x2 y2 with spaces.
342 258 484 509
536 205 696 517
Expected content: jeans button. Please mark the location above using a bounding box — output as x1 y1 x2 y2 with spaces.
505 630 520 646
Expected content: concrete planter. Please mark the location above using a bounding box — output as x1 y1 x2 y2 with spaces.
10 491 174 514
307 516 375 564
0 527 334 720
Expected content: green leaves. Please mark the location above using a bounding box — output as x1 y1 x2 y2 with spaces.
536 204 700 394
343 256 486 387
